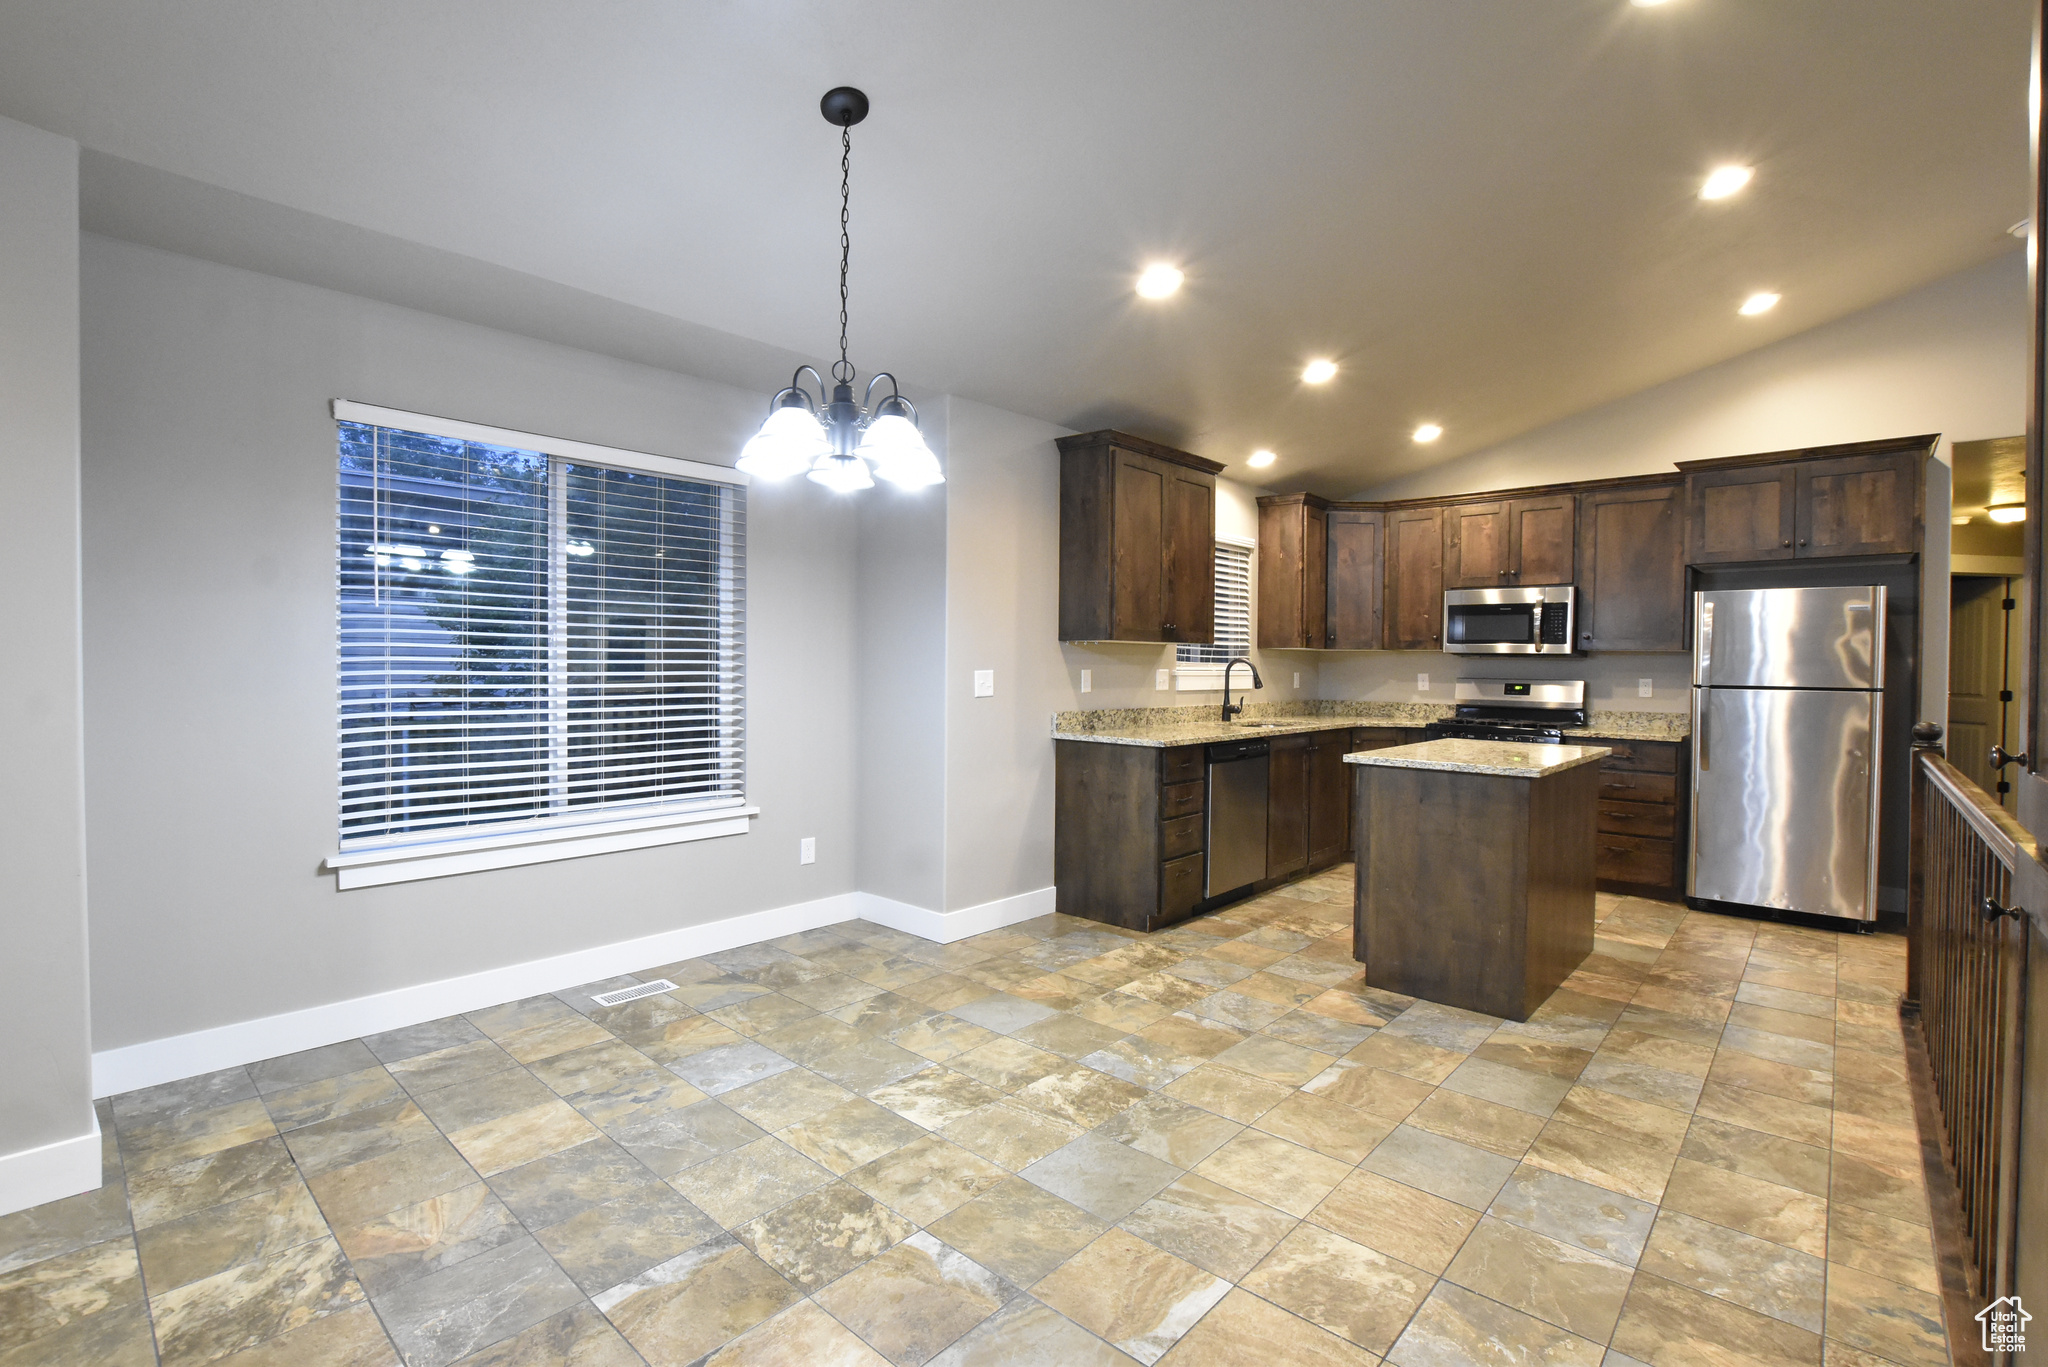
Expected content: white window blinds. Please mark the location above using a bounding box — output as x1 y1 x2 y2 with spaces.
337 411 745 849
1177 542 1254 664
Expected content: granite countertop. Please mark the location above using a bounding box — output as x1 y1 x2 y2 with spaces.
1344 738 1613 778
1051 701 1688 749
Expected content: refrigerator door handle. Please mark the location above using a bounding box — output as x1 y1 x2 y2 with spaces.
1697 694 1709 771
1697 600 1713 682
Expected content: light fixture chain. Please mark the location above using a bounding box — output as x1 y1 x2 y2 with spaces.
834 121 853 385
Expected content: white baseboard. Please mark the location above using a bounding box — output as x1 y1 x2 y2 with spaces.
856 885 1056 944
0 1115 101 1219
91 891 865 1097
90 883 1059 1099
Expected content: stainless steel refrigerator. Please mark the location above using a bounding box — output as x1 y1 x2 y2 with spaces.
1690 585 1886 922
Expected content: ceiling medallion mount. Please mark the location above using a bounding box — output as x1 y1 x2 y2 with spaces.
737 86 940 494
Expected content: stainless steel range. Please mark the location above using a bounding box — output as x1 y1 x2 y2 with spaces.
1424 679 1587 744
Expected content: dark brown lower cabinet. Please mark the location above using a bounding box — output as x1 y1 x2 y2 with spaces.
1055 741 1212 932
1592 738 1690 899
1306 732 1351 868
1266 736 1311 881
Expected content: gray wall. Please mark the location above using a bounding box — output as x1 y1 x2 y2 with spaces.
0 118 95 1160
80 235 862 1051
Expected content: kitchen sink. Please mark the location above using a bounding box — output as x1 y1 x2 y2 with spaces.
1230 722 1284 730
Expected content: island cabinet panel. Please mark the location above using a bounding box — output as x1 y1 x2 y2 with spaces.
1794 449 1921 556
1055 740 1213 931
1579 482 1686 652
1383 506 1445 650
1686 465 1796 564
1266 734 1311 880
1305 731 1352 868
1593 738 1689 899
1354 758 1598 1021
1325 508 1383 649
1256 494 1329 649
1058 430 1223 643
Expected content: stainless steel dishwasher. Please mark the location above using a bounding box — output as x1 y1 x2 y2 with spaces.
1205 740 1270 897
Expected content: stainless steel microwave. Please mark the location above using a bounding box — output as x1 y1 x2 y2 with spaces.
1443 585 1575 654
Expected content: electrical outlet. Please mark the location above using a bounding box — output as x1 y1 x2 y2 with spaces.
1080 669 1092 693
1155 668 1169 691
973 669 994 697
1292 672 1301 688
1638 678 1654 698
799 837 816 865
1417 673 1430 692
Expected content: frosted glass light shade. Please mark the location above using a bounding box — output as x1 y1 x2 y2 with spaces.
807 452 875 493
737 404 828 480
858 413 944 487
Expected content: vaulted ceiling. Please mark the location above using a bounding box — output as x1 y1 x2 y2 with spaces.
0 0 2030 494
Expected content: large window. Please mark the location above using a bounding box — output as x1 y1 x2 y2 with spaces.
327 402 748 887
1175 539 1254 685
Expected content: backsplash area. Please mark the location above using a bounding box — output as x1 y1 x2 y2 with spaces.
1315 650 1693 714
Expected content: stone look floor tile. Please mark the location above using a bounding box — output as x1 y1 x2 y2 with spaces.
1821 1264 1949 1367
1486 1165 1658 1267
593 1233 803 1364
443 1302 637 1367
0 1184 132 1278
1445 1216 1636 1341
1637 1209 1825 1332
0 1237 146 1355
1191 1131 1350 1218
1309 1168 1480 1274
1097 1095 1244 1167
1152 1287 1375 1366
927 1295 1142 1367
813 1232 1012 1365
445 1099 600 1177
778 1096 928 1175
701 1298 893 1366
736 1180 914 1290
1033 1228 1231 1364
1242 1223 1434 1354
1160 1065 1292 1123
926 1177 1111 1286
149 1235 364 1367
938 1101 1085 1171
849 1133 1011 1225
1407 1088 1548 1159
1389 1280 1604 1367
1522 1118 1677 1204
1659 1157 1829 1257
1118 1173 1298 1281
136 1178 331 1293
1360 1124 1519 1211
1021 1133 1185 1224
529 1184 719 1294
204 1299 399 1366
1611 1274 1821 1367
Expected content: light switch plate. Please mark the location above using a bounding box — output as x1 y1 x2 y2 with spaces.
1293 672 1301 688
1080 669 1092 693
973 669 994 697
1638 678 1654 698
1155 669 1169 691
799 837 816 865
1417 673 1430 692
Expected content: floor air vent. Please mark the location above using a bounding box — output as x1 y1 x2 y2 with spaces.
590 980 678 1007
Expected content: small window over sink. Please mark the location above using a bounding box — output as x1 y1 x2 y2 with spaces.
1174 538 1254 690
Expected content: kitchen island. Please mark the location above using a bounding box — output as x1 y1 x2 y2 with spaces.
1348 738 1609 1021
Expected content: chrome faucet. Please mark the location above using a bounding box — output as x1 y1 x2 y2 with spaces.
1221 657 1264 722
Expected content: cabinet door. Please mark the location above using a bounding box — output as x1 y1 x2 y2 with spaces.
1509 495 1576 585
1686 466 1795 563
1257 499 1315 649
1306 735 1351 867
1163 465 1216 643
1111 452 1167 638
1580 483 1685 651
1383 506 1445 649
1301 503 1328 650
1795 450 1920 557
1266 737 1310 880
1325 510 1383 649
1443 500 1512 587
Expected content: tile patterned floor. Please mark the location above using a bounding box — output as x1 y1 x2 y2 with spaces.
0 869 1951 1367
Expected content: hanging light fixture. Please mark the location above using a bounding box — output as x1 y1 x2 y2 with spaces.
736 87 942 493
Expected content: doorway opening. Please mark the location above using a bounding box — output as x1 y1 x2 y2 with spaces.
1948 574 2018 810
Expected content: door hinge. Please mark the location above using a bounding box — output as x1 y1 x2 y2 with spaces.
2001 689 2015 702
2004 598 2018 611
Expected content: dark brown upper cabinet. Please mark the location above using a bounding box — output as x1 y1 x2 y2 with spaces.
1257 494 1328 650
1444 495 1575 587
1578 481 1685 652
1384 505 1445 650
1681 437 1929 565
1325 507 1384 649
1059 430 1222 643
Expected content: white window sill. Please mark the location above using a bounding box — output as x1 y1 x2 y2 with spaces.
325 803 758 889
1174 666 1230 692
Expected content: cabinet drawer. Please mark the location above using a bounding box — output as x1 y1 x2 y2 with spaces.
1598 801 1675 840
1597 834 1674 886
1162 780 1206 820
1597 741 1679 774
1161 852 1205 924
1161 746 1203 785
1350 727 1408 751
1599 769 1676 804
1161 813 1204 861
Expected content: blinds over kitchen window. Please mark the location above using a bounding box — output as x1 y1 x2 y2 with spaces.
1177 542 1254 665
337 411 745 849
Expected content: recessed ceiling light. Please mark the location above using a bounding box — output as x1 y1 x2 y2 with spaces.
1248 449 1277 468
2011 219 2033 238
1739 292 1780 316
1301 359 1338 384
1953 514 1974 526
1630 0 1673 7
1988 504 2027 523
1135 263 1184 299
1412 423 1443 443
1699 165 1753 200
